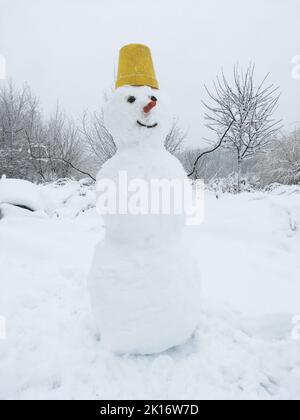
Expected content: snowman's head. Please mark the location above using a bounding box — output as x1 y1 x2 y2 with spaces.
103 86 172 150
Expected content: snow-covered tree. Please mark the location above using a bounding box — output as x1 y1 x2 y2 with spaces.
80 110 116 176
203 64 282 192
0 81 90 182
165 121 186 156
0 81 39 179
26 107 87 181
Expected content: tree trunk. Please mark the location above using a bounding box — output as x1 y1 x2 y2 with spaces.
237 158 242 193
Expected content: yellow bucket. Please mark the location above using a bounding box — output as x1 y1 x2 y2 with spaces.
115 44 159 90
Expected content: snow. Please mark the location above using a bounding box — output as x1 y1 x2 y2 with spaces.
0 181 300 399
0 203 47 220
0 178 44 212
191 189 300 316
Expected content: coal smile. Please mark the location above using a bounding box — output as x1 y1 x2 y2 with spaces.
137 121 158 129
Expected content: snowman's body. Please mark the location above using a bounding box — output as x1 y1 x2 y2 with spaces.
88 86 200 354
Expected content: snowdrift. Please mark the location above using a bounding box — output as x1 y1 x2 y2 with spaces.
0 180 299 399
0 178 44 212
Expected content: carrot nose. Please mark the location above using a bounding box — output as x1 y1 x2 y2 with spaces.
144 100 157 114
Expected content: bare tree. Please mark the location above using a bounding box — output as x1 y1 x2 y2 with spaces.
0 82 97 182
165 121 186 156
203 64 282 192
0 81 39 179
25 107 93 181
80 110 116 176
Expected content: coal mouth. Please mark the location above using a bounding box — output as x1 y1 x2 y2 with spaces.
137 121 158 129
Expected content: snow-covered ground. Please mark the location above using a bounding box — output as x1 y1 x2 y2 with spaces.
0 180 300 400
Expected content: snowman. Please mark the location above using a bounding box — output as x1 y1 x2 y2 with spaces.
88 44 200 355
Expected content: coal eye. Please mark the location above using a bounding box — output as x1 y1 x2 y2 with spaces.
127 96 136 104
151 96 157 102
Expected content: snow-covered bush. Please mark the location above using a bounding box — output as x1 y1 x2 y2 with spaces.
263 183 300 195
257 130 300 186
206 173 260 194
41 178 96 218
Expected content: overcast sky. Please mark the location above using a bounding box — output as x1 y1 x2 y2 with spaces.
1 0 299 147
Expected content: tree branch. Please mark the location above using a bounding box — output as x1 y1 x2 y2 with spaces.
188 120 234 178
24 129 96 182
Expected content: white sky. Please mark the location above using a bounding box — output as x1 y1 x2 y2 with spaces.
0 0 299 147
